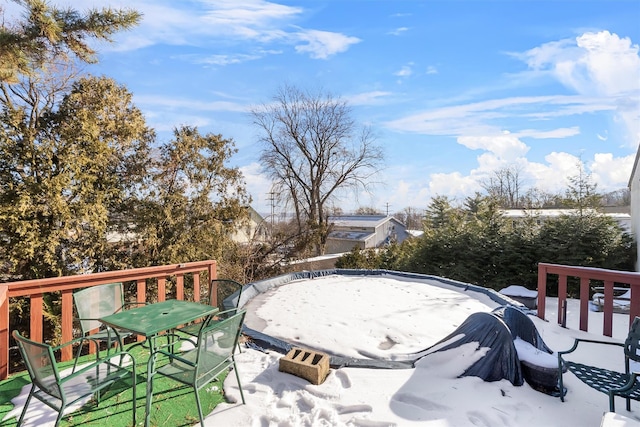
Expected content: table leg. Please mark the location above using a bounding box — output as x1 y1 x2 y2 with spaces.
145 344 157 427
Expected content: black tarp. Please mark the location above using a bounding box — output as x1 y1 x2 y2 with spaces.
419 311 524 386
493 305 553 353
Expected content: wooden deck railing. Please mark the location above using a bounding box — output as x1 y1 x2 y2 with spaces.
0 260 217 380
537 262 640 337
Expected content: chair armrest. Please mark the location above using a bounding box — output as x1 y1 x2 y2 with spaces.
75 316 107 322
558 338 624 357
154 349 196 368
152 333 196 351
60 349 136 383
53 335 99 352
122 302 148 308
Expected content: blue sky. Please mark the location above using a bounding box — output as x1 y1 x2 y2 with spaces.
9 1 640 216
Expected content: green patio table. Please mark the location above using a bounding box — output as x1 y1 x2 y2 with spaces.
100 299 219 427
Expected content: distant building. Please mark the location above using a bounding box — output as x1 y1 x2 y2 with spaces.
324 215 410 254
229 206 269 245
501 208 631 233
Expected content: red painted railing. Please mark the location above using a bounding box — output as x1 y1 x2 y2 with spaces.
537 262 640 337
0 260 217 380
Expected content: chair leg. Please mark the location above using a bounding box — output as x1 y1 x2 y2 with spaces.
73 342 83 372
54 396 68 427
557 360 566 402
131 365 137 427
194 386 205 426
609 391 616 412
16 387 34 426
233 361 245 404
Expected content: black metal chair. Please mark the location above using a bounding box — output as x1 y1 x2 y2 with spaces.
558 316 640 412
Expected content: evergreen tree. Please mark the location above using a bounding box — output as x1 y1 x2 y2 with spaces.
0 75 153 279
0 0 140 82
125 126 251 285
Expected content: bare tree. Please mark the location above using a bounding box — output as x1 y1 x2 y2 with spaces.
355 206 382 215
395 207 424 229
251 84 383 255
481 164 525 208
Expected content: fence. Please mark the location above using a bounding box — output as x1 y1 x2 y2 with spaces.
537 262 640 337
0 260 217 380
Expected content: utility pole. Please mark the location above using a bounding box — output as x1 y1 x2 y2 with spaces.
267 189 276 229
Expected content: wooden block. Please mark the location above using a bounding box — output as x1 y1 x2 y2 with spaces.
278 347 330 385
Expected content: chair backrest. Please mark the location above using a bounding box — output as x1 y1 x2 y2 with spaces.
625 316 640 363
210 279 244 313
12 331 63 399
194 310 246 386
73 282 125 334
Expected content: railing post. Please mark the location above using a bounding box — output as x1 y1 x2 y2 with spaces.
603 280 614 337
136 279 146 342
0 284 8 380
30 294 43 342
158 277 166 302
209 262 217 306
579 277 590 332
61 290 74 362
176 274 184 300
193 274 200 302
558 275 567 326
537 263 546 320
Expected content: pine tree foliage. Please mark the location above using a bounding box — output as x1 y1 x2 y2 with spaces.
342 194 635 292
124 126 252 279
0 75 153 279
0 0 140 82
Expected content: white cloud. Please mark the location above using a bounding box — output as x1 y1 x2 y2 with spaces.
426 66 438 75
134 95 247 113
94 1 361 60
429 172 482 199
388 27 409 36
517 30 640 145
347 91 394 106
522 152 578 193
394 64 414 78
514 127 580 139
590 152 636 189
293 29 361 59
457 132 530 161
189 53 265 66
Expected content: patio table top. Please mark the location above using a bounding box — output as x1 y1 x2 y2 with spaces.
100 299 218 338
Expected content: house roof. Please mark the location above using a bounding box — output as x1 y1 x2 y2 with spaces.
328 215 403 228
500 208 630 220
326 230 375 242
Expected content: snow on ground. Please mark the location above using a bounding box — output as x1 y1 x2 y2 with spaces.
207 274 640 427
6 273 640 427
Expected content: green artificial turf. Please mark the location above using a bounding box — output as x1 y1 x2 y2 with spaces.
0 341 229 427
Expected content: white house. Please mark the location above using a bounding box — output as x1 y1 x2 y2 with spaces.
501 208 631 233
324 215 410 254
629 145 640 271
228 206 269 245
